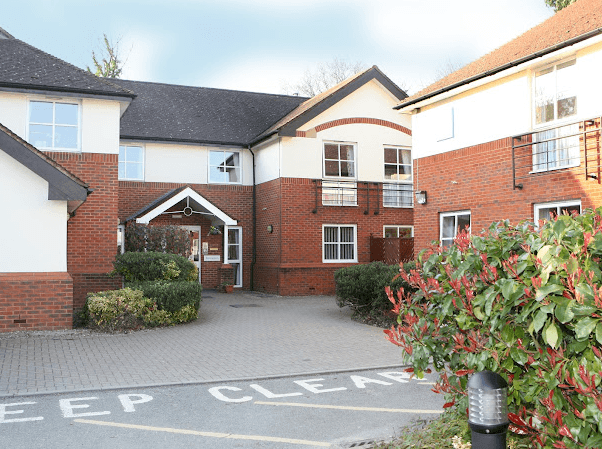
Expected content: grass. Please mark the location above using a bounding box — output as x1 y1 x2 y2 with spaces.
375 408 533 449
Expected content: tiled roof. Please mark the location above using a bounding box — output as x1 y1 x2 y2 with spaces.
397 0 602 109
253 65 407 143
0 31 134 98
111 79 308 146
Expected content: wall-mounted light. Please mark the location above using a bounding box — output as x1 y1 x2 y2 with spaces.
415 190 427 205
267 225 273 233
468 370 509 449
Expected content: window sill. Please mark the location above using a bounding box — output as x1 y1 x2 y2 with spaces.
323 259 358 264
383 205 414 209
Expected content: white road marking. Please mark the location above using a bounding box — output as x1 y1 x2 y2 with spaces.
254 401 443 414
74 419 331 447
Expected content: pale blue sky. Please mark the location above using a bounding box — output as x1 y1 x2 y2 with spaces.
4 0 555 95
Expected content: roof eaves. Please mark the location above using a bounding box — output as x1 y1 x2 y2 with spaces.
396 27 602 110
119 135 249 148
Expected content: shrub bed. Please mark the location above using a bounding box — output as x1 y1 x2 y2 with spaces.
112 251 197 282
128 280 202 313
334 261 416 321
85 288 198 332
385 209 602 448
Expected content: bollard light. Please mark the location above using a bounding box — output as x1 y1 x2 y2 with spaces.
467 370 509 449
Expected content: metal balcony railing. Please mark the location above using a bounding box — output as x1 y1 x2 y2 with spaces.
311 180 414 214
512 117 601 189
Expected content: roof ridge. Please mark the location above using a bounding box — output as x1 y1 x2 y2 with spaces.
114 78 310 99
0 26 14 39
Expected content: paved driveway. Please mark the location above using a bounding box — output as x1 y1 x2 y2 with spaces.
0 291 407 398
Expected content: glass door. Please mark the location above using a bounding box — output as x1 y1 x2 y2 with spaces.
227 227 242 287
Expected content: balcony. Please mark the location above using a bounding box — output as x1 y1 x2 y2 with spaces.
512 117 601 189
311 180 413 214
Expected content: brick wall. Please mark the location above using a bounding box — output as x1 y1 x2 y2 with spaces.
413 135 602 254
255 178 414 295
0 272 73 332
46 152 120 308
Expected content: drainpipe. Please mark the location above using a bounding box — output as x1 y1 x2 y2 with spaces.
248 145 256 291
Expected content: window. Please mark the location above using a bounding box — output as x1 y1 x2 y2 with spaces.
119 145 144 180
323 225 357 263
533 60 579 172
534 200 581 224
323 142 356 178
384 226 413 238
209 150 241 183
383 146 413 207
534 60 577 125
322 142 357 205
28 100 79 150
440 211 471 248
226 227 242 287
117 225 125 255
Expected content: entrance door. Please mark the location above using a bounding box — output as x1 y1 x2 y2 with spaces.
182 226 201 283
227 227 242 287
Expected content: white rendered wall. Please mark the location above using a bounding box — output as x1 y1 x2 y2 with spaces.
144 143 253 186
255 79 412 184
0 92 121 154
81 98 121 154
411 40 602 160
0 149 68 272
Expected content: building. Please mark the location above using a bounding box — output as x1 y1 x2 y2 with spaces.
396 0 602 252
0 27 413 331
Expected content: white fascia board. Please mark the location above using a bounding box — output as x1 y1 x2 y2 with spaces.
399 33 602 113
136 186 237 225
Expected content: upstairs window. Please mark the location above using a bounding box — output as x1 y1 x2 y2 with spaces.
119 145 144 180
440 211 471 248
209 150 241 184
383 146 413 207
28 100 79 150
323 142 356 178
533 60 579 172
534 60 577 125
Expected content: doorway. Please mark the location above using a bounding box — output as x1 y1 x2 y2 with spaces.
181 226 201 283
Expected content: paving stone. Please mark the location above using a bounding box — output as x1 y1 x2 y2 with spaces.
0 291 406 397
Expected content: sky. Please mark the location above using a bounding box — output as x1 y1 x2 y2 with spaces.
3 0 555 96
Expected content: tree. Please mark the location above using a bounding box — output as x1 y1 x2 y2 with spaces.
87 34 123 78
545 0 578 12
282 57 367 97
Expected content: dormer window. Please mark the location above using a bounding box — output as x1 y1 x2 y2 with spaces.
28 100 80 151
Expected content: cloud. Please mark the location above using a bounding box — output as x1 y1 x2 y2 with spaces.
119 29 170 82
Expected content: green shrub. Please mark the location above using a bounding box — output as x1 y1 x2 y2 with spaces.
385 208 602 448
125 223 191 257
85 287 199 331
112 251 197 282
128 280 202 313
335 261 416 317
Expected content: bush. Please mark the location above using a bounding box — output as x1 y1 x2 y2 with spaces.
128 280 202 313
125 223 190 257
85 287 198 332
335 261 417 317
112 251 197 282
385 208 602 448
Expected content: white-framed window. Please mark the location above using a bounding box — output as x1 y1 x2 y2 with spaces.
383 146 413 207
534 200 581 224
323 141 356 178
209 150 241 184
28 100 80 151
322 141 357 206
533 59 579 172
119 145 144 180
440 211 471 248
384 226 413 238
117 225 125 254
225 226 242 287
323 225 357 263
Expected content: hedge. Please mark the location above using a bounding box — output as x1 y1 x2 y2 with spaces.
128 280 202 313
112 251 197 282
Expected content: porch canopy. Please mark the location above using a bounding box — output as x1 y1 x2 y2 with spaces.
126 186 237 226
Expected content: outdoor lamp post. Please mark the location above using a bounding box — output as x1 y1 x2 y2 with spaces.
468 370 509 449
